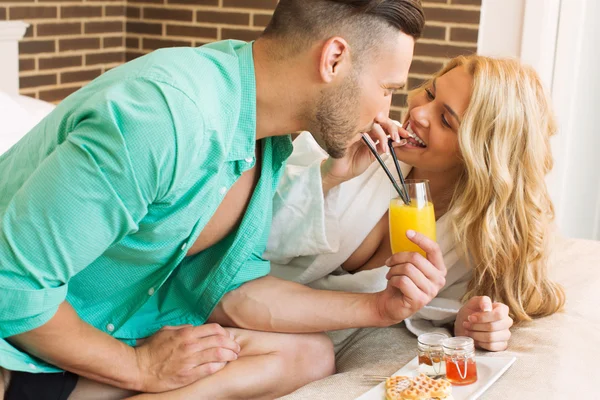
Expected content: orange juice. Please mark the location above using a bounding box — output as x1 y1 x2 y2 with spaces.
389 198 436 256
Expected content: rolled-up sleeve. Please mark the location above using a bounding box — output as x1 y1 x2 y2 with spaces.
265 132 341 263
0 78 186 338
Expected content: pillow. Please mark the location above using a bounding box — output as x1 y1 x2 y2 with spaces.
0 92 55 155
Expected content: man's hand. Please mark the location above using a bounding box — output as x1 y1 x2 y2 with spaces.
321 116 407 193
374 230 447 325
134 324 241 392
454 296 513 352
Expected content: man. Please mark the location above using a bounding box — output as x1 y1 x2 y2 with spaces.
0 1 443 399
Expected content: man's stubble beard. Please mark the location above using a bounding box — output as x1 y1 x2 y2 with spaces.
314 72 362 159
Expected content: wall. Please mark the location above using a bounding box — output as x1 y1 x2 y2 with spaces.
549 0 600 239
477 0 524 58
124 0 278 62
0 21 29 95
123 0 482 120
0 0 125 102
478 0 600 240
1 0 482 107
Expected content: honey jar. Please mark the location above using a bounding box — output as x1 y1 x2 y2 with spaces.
442 336 478 385
417 332 448 378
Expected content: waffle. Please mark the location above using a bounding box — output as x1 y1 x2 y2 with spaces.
385 376 412 400
385 373 452 400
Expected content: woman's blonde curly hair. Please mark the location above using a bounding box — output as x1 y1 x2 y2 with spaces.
409 55 565 322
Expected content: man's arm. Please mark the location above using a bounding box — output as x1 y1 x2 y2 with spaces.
213 232 447 332
10 302 240 393
211 276 384 332
0 80 236 393
9 303 140 390
0 81 162 390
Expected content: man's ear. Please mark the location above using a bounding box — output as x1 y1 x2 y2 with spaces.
318 37 351 84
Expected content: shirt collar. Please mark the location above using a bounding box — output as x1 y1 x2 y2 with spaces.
226 41 293 169
271 135 293 170
227 41 257 162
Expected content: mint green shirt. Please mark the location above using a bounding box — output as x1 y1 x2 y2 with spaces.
0 40 292 372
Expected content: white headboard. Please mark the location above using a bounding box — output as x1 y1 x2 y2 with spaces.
0 21 29 95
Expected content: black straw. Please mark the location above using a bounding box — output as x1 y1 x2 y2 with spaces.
388 138 411 205
361 134 409 205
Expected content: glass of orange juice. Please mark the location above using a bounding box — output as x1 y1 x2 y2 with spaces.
389 179 436 257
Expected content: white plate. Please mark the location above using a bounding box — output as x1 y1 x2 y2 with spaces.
355 355 516 400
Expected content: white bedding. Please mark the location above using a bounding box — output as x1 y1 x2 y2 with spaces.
0 91 54 155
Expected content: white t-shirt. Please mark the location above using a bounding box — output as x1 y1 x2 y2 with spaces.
265 132 472 336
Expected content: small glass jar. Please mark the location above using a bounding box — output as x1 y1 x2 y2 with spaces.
417 332 448 378
442 336 478 385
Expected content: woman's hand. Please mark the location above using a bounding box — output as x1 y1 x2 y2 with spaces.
454 296 513 352
373 231 447 325
321 116 407 193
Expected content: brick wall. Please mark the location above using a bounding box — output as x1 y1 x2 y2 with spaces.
393 0 481 119
1 0 125 102
124 0 277 62
2 0 481 110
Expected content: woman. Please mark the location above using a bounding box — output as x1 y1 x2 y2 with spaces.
266 55 566 351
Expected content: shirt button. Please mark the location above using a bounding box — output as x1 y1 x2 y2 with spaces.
245 157 254 163
28 363 37 370
148 287 155 296
219 187 227 196
106 323 115 332
181 242 187 251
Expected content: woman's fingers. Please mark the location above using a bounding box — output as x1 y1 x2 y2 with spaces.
371 123 389 154
388 275 429 308
476 341 509 352
374 116 401 143
462 317 513 332
387 263 438 299
386 251 446 288
406 231 445 273
468 303 510 324
465 328 511 344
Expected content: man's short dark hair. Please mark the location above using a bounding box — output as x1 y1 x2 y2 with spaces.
262 0 425 61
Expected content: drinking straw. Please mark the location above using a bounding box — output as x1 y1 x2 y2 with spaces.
360 134 409 205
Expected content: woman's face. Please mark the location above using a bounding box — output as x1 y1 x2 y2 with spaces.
396 65 473 174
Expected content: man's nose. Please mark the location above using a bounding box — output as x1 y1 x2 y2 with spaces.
382 95 392 118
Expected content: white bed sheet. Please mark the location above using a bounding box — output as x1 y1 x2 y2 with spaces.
0 91 54 155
